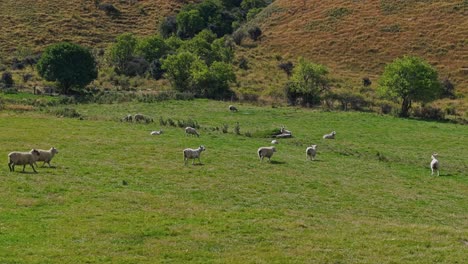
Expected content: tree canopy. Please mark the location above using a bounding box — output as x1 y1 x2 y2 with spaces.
379 56 441 117
36 42 97 94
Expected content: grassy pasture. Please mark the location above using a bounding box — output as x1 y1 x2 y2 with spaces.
0 99 467 263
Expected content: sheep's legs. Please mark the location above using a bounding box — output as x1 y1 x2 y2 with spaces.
8 162 13 172
31 164 37 173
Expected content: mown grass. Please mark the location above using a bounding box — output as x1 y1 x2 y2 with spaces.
0 99 467 263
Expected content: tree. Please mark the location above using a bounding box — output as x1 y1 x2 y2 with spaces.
286 57 329 106
247 26 262 41
241 0 267 10
162 51 204 92
193 61 236 99
159 15 177 38
135 35 169 62
176 9 205 39
379 56 441 117
36 42 97 94
107 33 137 74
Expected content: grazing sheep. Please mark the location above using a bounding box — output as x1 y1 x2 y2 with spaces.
34 147 59 167
271 139 279 144
323 131 336 139
258 146 276 162
183 145 206 165
430 153 440 176
306 145 317 160
185 126 200 137
121 114 133 122
150 130 163 135
229 105 238 112
8 149 41 173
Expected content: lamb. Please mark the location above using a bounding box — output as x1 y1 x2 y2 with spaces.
271 139 279 144
229 105 238 112
430 153 440 176
323 131 336 139
185 126 200 137
258 146 276 162
121 114 133 122
34 147 59 167
8 149 41 173
183 145 206 165
306 145 317 160
150 130 163 135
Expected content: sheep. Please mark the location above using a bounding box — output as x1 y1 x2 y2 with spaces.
150 130 163 135
280 125 292 135
271 139 279 144
34 147 59 168
430 153 440 176
258 146 276 162
121 114 133 122
183 145 206 165
8 149 41 173
323 131 336 139
229 105 238 112
306 145 317 160
134 114 153 123
185 126 200 137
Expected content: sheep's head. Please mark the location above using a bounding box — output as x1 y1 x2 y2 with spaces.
200 145 206 151
51 147 59 154
311 144 317 149
432 153 438 159
271 147 277 152
332 131 336 135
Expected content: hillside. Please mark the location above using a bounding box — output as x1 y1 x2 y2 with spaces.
251 0 467 92
0 0 197 55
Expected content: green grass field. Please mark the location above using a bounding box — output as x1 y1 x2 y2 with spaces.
0 99 467 263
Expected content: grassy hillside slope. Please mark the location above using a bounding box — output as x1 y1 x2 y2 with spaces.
0 99 467 262
0 0 197 55
251 0 467 92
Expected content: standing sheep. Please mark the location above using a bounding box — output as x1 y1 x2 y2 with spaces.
323 131 336 139
183 145 206 165
306 145 318 160
185 127 200 137
258 146 276 162
8 149 41 173
34 147 59 167
229 105 238 112
430 153 440 176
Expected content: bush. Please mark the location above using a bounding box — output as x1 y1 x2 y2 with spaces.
362 77 372 87
412 106 445 121
222 124 229 133
53 107 82 118
247 26 262 41
98 3 120 17
440 78 456 99
149 59 165 80
238 57 249 70
232 30 246 45
1 72 14 88
159 16 177 38
118 57 149 77
278 61 294 77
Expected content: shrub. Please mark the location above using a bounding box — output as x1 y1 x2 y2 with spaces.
98 3 120 17
222 124 229 133
362 77 372 87
1 72 14 88
238 56 249 70
53 107 82 118
247 26 262 41
118 57 149 77
107 33 138 75
440 77 456 99
149 59 165 80
278 61 294 77
232 30 246 45
159 15 177 38
412 106 445 121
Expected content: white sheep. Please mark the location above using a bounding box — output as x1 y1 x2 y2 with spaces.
306 145 318 160
185 126 200 137
8 149 41 173
258 146 276 162
229 105 238 112
121 114 133 122
271 139 279 144
280 125 292 135
34 147 59 167
183 145 206 165
150 130 163 135
323 131 336 139
430 153 440 176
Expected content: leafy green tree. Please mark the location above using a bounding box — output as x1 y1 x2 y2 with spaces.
241 0 267 10
220 0 242 9
135 35 169 62
159 15 177 38
162 51 204 92
107 33 137 73
36 42 97 94
193 61 236 99
176 9 205 38
209 37 234 64
379 56 441 117
287 57 329 106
